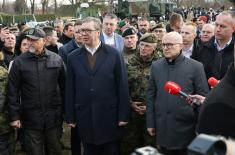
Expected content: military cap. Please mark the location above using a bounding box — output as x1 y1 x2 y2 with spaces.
152 22 166 30
122 27 137 37
139 33 158 43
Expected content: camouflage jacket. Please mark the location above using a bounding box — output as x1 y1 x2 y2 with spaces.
156 40 163 53
122 47 138 64
0 65 11 135
127 49 162 103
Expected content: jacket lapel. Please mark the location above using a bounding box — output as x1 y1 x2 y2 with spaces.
78 48 93 74
93 45 108 75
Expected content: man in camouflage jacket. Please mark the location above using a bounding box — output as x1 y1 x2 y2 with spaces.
121 33 162 155
0 65 15 155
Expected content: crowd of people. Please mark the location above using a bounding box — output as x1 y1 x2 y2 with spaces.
0 6 235 155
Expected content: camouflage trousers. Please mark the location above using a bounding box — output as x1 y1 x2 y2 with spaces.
0 131 16 155
120 112 155 155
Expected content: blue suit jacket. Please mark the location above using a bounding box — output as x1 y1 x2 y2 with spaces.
58 39 79 65
100 32 124 53
65 43 130 144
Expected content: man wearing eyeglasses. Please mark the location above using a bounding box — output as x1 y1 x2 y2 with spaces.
146 32 208 155
8 28 65 155
65 17 130 155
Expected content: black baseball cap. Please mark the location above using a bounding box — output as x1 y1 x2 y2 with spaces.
26 28 46 40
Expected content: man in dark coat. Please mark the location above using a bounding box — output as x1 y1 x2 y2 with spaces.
197 45 235 139
59 20 83 155
65 17 130 155
197 63 235 139
193 11 234 80
7 28 65 155
59 23 74 45
59 20 83 65
146 32 209 155
1 33 16 68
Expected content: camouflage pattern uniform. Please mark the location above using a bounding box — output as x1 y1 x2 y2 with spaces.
122 46 138 64
121 48 162 155
156 40 163 54
0 65 15 155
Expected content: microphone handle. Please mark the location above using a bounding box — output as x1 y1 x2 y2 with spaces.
179 91 188 98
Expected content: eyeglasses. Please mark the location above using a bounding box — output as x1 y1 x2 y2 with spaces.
81 29 97 34
75 30 82 34
162 43 180 49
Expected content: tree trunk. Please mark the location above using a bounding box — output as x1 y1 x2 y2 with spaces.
54 0 57 13
30 0 35 14
2 0 5 12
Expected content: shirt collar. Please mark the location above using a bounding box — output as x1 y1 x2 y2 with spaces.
182 43 194 58
102 31 114 38
214 37 232 51
85 41 101 56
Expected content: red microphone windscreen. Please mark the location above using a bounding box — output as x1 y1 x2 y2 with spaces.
208 77 218 87
164 81 181 95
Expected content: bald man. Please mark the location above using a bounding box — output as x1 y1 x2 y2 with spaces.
146 32 209 155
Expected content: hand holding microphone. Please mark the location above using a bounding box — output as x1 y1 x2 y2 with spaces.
164 81 201 105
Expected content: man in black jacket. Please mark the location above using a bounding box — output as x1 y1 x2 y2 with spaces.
59 23 74 45
197 44 235 139
193 11 234 80
8 28 65 155
1 33 16 68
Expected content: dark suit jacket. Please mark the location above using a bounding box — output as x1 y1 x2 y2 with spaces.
59 39 79 64
198 63 235 139
192 37 234 80
65 43 130 145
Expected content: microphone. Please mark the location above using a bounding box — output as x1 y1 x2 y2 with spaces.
164 81 188 98
164 81 201 106
208 77 219 88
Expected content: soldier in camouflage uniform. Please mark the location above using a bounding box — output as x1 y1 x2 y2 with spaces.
152 22 166 53
0 52 15 155
122 27 138 64
121 33 162 155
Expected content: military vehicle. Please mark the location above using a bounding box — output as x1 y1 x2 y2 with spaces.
76 0 176 19
115 0 176 18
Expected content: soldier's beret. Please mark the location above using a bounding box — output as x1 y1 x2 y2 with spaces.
140 33 158 43
118 20 126 28
122 27 137 37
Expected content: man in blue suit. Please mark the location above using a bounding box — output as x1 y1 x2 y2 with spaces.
59 20 83 155
100 14 124 52
59 20 83 65
65 17 130 155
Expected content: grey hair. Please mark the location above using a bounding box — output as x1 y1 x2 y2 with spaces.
82 17 102 32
